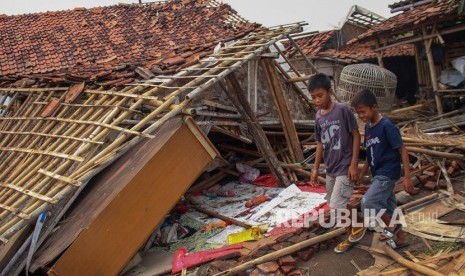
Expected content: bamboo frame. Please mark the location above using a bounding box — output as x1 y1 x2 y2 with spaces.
0 25 302 244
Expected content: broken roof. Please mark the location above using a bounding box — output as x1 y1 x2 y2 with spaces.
344 5 386 28
319 41 414 63
388 0 432 10
0 0 259 81
287 31 335 58
291 31 413 63
351 0 464 43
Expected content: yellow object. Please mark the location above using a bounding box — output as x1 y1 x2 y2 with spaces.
227 227 262 245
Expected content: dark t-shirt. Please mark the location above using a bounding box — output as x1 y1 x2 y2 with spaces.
315 103 358 177
364 117 403 180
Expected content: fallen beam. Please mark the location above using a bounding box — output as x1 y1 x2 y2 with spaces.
381 243 446 276
214 227 346 276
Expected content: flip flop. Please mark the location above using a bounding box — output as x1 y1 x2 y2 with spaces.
348 227 367 243
379 224 402 242
386 238 409 250
334 239 353 254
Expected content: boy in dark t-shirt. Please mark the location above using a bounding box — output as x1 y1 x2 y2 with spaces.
339 89 415 252
308 74 360 211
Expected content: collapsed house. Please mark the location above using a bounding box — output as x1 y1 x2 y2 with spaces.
0 0 465 275
0 0 323 275
288 5 417 105
349 0 465 115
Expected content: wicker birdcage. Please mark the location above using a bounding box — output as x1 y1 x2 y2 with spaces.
337 63 397 112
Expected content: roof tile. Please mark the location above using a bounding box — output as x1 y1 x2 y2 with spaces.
351 0 463 43
0 0 259 79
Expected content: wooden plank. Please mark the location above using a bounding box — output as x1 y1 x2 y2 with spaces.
286 75 313 83
423 27 443 115
48 118 218 276
211 126 253 144
419 114 465 132
220 73 290 187
33 118 187 271
201 99 237 113
0 225 32 271
286 35 318 73
247 59 258 112
261 59 304 162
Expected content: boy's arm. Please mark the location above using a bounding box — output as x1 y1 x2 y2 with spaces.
348 128 360 182
312 142 323 185
399 145 415 194
356 159 369 185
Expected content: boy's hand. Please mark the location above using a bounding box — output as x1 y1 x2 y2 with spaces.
403 177 416 195
348 164 359 183
311 170 319 186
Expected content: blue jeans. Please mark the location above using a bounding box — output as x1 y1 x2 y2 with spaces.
361 175 397 216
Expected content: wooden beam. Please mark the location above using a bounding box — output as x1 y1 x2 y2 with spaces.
261 59 304 162
50 118 219 276
419 114 465 132
381 243 445 276
247 59 259 112
286 75 313 83
210 126 253 144
220 73 290 187
217 228 346 276
376 23 465 52
274 60 314 108
406 146 465 159
286 35 318 73
375 39 385 68
422 26 443 115
190 204 252 229
390 104 425 114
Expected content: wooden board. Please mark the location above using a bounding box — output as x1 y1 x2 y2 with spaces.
48 117 218 276
32 117 184 270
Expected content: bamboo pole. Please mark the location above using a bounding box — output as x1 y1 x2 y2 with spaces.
0 88 109 191
214 228 346 276
422 26 443 115
286 35 318 73
220 73 290 187
0 102 124 232
0 26 300 242
406 147 464 159
0 87 69 92
0 87 124 219
381 243 446 276
262 58 304 162
190 205 252 229
390 104 425 114
211 126 253 144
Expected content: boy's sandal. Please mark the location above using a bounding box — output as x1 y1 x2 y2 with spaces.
386 238 409 250
348 227 367 243
334 239 353 254
379 224 402 242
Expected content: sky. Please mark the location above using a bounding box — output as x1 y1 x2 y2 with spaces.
1 0 396 32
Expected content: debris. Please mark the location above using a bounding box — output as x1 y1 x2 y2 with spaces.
227 227 262 245
171 244 243 274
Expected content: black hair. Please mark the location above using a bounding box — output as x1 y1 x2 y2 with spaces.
351 89 378 107
307 73 331 92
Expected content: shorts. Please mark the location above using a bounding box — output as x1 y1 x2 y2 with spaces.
361 175 397 216
325 175 354 209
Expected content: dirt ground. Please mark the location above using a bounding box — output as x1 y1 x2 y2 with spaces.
295 175 465 276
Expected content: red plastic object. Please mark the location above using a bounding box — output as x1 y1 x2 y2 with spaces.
172 244 243 274
252 174 279 188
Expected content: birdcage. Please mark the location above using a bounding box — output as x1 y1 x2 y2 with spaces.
337 63 397 113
